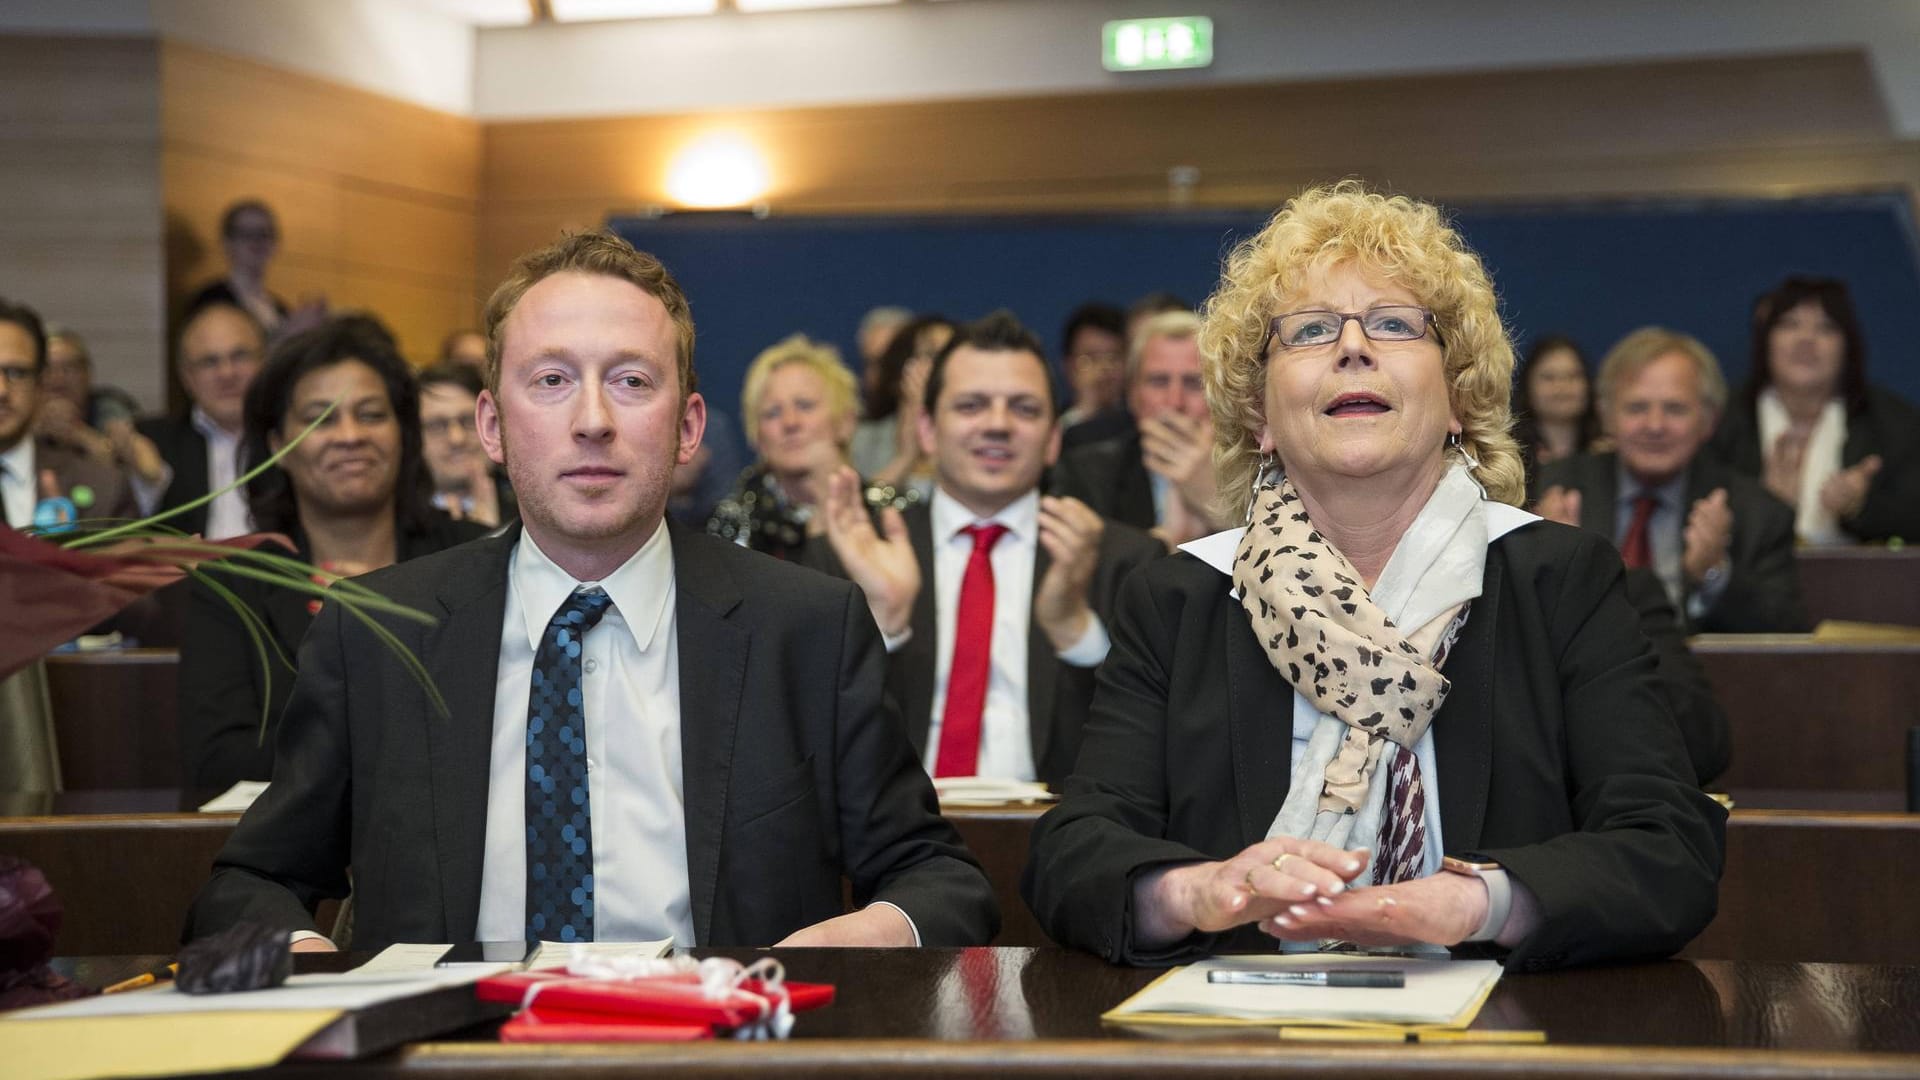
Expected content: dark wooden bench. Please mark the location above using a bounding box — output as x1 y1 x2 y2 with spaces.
1692 637 1920 792
1798 547 1920 627
42 649 181 790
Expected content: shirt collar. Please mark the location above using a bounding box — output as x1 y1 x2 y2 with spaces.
931 485 1038 545
1615 460 1686 508
0 434 33 484
190 406 239 446
512 523 676 654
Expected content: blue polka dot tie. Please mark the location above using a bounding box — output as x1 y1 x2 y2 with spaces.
524 586 614 943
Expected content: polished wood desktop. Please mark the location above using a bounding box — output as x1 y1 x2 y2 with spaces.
6 793 1917 966
48 949 1920 1078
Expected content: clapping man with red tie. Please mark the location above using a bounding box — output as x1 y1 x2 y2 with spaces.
818 311 1162 788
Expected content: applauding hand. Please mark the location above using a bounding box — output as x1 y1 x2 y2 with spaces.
1033 496 1104 652
1819 454 1881 521
819 466 919 639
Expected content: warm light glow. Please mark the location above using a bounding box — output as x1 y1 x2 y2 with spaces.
734 0 898 11
548 0 718 21
665 133 772 208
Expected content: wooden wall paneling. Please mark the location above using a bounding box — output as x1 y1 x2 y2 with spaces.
479 50 1918 285
0 35 166 410
161 41 483 369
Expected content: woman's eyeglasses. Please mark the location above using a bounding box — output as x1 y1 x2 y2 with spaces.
1266 306 1439 352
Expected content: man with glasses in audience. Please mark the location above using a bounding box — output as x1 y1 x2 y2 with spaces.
418 362 514 528
138 303 265 539
818 311 1161 789
1055 302 1130 443
0 297 138 532
1052 310 1230 548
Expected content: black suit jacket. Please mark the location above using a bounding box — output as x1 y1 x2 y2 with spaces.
185 523 999 950
137 414 213 539
1022 522 1726 972
1621 568 1730 786
177 513 489 790
876 502 1161 788
1709 383 1920 544
1051 431 1156 532
1538 451 1808 633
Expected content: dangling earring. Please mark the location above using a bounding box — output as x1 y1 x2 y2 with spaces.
1448 431 1480 470
1245 452 1278 523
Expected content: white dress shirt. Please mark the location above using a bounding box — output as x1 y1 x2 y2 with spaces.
475 523 694 945
192 407 252 540
0 436 34 528
919 487 1108 781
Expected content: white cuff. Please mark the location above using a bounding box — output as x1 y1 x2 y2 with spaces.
881 624 913 654
865 900 921 946
1054 611 1110 667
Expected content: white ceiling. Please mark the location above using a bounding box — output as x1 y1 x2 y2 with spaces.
394 0 916 26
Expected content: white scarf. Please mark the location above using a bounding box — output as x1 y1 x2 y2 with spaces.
1757 389 1848 545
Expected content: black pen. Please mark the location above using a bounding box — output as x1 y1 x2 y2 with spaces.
1206 969 1405 988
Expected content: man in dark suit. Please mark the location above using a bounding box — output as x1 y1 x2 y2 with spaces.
1051 310 1230 548
818 312 1162 789
186 233 997 951
137 303 264 539
1538 327 1807 634
0 297 139 531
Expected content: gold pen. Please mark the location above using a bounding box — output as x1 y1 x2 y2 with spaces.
1277 1026 1546 1044
102 961 180 994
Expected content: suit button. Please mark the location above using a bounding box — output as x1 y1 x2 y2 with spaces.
584 659 598 674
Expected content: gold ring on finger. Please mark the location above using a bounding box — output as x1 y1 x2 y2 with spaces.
1272 853 1293 873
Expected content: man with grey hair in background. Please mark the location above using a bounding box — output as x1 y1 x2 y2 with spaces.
1536 326 1807 633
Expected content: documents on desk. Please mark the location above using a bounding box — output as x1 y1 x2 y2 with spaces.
1102 954 1503 1033
932 776 1056 807
196 779 268 813
0 965 511 1080
354 938 674 973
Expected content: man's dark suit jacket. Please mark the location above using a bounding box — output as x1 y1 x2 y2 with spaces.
136 414 214 538
22 438 140 524
1051 431 1155 532
816 501 1162 789
1621 568 1730 786
1709 383 1920 544
1023 522 1727 973
185 522 999 950
1537 451 1808 634
176 514 488 791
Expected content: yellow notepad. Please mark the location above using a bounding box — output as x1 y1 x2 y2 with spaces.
1102 954 1503 1034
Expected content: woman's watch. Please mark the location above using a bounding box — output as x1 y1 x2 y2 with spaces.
1441 855 1511 942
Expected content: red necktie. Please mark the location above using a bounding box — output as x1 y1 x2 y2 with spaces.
1620 494 1658 570
934 523 1008 778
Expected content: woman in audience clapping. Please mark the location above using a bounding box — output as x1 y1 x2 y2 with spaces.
849 314 954 495
1023 183 1724 972
1711 276 1920 544
708 334 917 561
178 316 487 790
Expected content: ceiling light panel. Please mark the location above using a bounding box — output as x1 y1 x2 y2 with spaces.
733 0 900 11
548 0 720 21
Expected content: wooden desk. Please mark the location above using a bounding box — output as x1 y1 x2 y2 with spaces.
41 649 181 790
1798 547 1920 627
1692 637 1920 791
8 794 1916 965
49 950 1920 1077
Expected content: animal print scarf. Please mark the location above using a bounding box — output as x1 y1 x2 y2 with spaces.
1234 463 1488 870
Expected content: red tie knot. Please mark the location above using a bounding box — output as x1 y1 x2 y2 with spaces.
962 522 1010 553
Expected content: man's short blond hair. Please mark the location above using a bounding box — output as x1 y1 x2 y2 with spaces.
482 230 696 400
739 334 859 451
1596 326 1727 418
1128 309 1203 386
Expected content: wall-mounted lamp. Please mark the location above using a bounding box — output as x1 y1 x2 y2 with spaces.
665 132 772 209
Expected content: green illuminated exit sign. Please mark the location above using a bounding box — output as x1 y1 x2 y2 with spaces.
1103 16 1214 72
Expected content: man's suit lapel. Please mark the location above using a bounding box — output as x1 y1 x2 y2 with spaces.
898 505 938 756
668 524 749 947
1580 454 1619 539
422 528 516 940
1433 552 1499 852
1225 597 1293 846
1025 529 1058 772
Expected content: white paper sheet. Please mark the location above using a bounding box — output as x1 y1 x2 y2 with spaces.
197 780 269 813
1106 954 1502 1027
933 776 1055 807
1 966 506 1021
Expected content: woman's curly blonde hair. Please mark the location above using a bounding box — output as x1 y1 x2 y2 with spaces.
1197 181 1524 510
